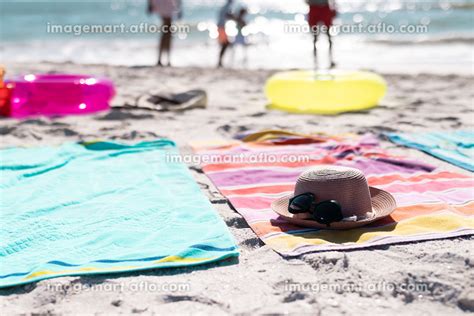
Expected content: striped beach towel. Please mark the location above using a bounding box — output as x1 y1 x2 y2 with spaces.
192 133 474 256
387 131 474 172
0 140 238 288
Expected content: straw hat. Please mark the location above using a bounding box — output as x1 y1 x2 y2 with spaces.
271 166 396 230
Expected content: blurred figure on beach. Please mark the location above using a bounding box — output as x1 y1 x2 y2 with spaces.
233 7 249 66
235 7 248 47
217 0 234 68
148 0 182 67
306 0 337 68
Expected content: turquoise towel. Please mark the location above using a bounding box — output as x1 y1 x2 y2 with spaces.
387 131 474 172
0 140 238 288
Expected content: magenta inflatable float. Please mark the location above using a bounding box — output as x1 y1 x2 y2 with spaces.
3 74 115 118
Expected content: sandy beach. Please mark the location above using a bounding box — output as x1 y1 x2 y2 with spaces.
0 62 473 315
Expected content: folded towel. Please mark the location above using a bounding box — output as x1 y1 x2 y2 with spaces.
116 89 207 112
192 132 473 256
0 140 238 288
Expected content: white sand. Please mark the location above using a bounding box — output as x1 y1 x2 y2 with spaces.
0 62 473 315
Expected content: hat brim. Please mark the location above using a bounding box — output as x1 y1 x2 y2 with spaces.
271 187 396 230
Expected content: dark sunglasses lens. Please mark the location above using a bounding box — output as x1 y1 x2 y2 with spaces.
314 200 343 225
288 194 314 214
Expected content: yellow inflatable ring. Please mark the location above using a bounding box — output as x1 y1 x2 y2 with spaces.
265 70 387 115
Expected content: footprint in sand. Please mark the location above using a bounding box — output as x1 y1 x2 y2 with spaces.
216 124 250 137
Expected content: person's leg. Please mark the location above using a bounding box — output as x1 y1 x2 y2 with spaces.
308 6 318 68
157 17 172 66
162 17 173 66
313 32 318 69
324 8 336 69
157 34 164 66
313 33 318 57
218 42 229 68
327 32 336 68
217 27 229 67
157 35 165 66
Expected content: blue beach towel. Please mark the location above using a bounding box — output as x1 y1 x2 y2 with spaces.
0 140 238 288
388 131 474 172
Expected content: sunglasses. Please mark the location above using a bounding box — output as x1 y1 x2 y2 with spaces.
288 193 343 226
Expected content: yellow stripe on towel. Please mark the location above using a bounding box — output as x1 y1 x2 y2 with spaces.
264 213 474 252
154 256 211 264
24 256 214 280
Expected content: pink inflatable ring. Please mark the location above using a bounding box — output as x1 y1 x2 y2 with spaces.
5 74 115 118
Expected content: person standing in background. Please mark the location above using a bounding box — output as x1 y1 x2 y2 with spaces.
233 7 249 65
306 0 337 68
235 7 248 47
148 0 182 67
217 0 234 68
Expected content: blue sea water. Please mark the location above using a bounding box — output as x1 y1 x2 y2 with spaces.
1 0 473 72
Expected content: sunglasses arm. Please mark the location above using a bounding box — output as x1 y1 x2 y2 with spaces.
288 202 318 214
